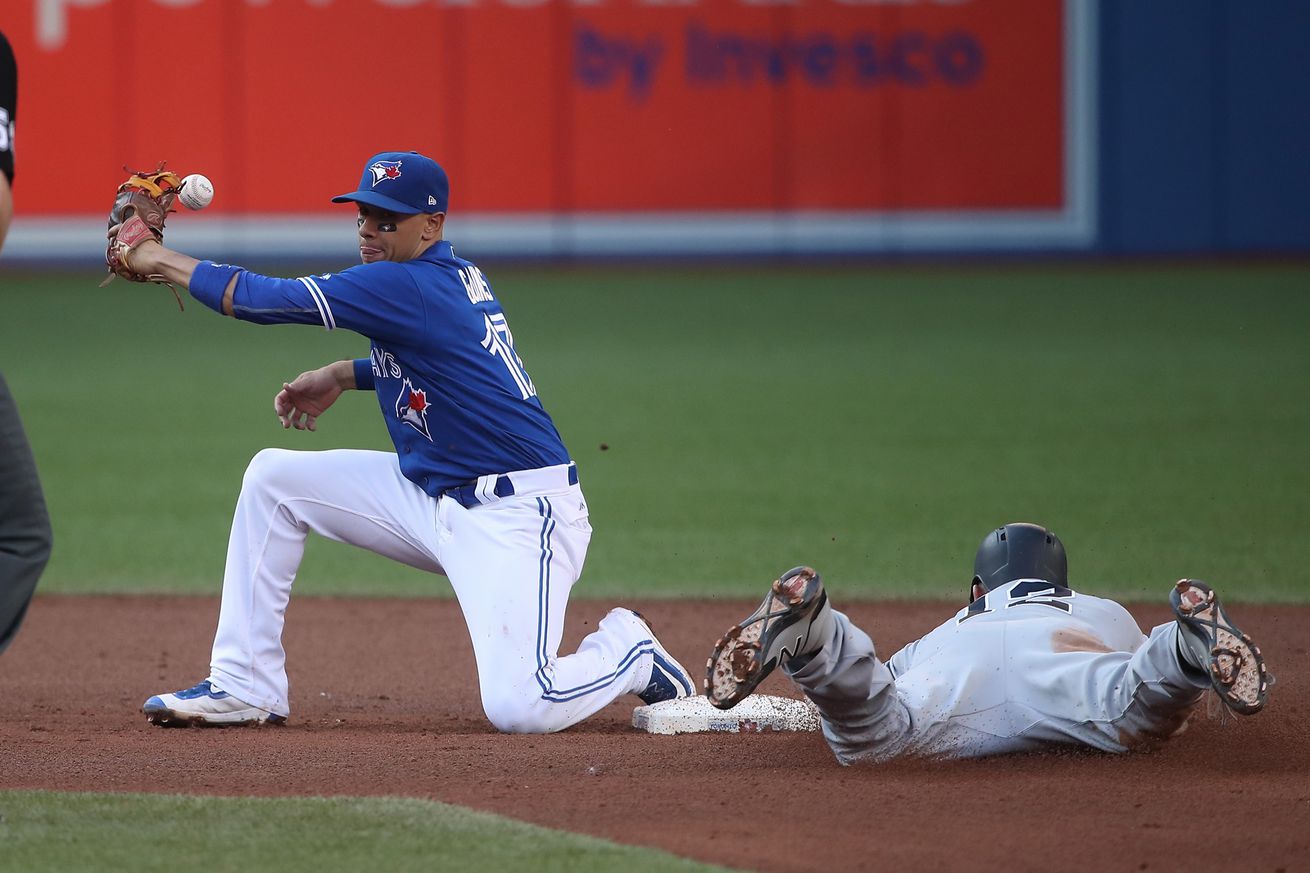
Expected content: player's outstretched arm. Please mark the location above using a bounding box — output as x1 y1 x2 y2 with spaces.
106 230 242 316
119 236 198 286
274 360 357 431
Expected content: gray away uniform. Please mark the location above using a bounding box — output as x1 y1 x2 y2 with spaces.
786 578 1209 764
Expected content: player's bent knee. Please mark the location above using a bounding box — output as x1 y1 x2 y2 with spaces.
479 688 558 734
241 448 302 491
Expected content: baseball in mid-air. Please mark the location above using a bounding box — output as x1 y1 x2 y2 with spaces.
179 174 214 210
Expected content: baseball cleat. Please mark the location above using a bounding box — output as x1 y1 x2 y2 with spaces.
143 679 287 727
706 566 832 711
1170 579 1271 716
630 611 696 705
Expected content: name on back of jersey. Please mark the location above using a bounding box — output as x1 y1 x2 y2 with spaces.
459 265 495 304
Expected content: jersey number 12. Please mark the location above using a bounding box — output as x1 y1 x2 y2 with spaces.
961 580 1076 623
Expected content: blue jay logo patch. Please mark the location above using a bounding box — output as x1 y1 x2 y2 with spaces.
368 160 403 186
395 378 432 440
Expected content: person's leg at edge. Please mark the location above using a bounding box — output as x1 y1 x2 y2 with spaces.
0 372 53 656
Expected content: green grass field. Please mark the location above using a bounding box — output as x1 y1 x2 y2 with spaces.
2 262 1307 602
0 791 732 873
2 261 1307 871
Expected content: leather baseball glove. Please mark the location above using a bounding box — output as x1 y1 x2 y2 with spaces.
100 162 184 309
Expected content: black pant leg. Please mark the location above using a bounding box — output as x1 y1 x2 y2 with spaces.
0 370 52 655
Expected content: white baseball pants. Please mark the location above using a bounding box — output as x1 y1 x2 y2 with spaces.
207 448 658 732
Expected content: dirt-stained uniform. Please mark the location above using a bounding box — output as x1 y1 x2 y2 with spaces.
790 578 1208 763
709 524 1269 764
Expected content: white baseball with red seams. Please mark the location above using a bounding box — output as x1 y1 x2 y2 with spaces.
179 174 214 210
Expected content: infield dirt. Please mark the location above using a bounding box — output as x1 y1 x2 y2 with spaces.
2 595 1306 872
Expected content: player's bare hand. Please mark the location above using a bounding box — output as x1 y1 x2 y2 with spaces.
275 366 345 431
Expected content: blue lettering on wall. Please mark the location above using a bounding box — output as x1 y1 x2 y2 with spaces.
685 24 983 89
803 38 840 86
936 31 986 85
575 25 665 101
892 33 928 85
575 22 984 97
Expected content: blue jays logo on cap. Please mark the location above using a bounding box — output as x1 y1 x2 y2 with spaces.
332 150 450 215
368 160 404 186
395 378 433 440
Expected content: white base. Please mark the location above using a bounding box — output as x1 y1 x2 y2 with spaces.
632 695 820 735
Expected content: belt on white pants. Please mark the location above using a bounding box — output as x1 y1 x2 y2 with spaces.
442 462 578 509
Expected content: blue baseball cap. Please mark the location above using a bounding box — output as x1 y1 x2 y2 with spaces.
331 151 449 214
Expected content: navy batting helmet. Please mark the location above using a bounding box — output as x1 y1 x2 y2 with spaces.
971 523 1067 600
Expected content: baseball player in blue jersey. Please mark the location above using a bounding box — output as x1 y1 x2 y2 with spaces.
707 523 1271 763
107 150 695 730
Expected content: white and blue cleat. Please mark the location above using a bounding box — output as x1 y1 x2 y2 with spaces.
143 679 286 727
630 611 696 705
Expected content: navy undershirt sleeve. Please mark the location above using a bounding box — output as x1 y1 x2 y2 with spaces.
189 261 244 314
353 358 375 391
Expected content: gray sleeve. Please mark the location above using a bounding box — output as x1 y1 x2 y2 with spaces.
885 638 919 678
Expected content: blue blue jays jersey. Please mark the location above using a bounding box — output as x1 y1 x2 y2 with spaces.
189 241 569 495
